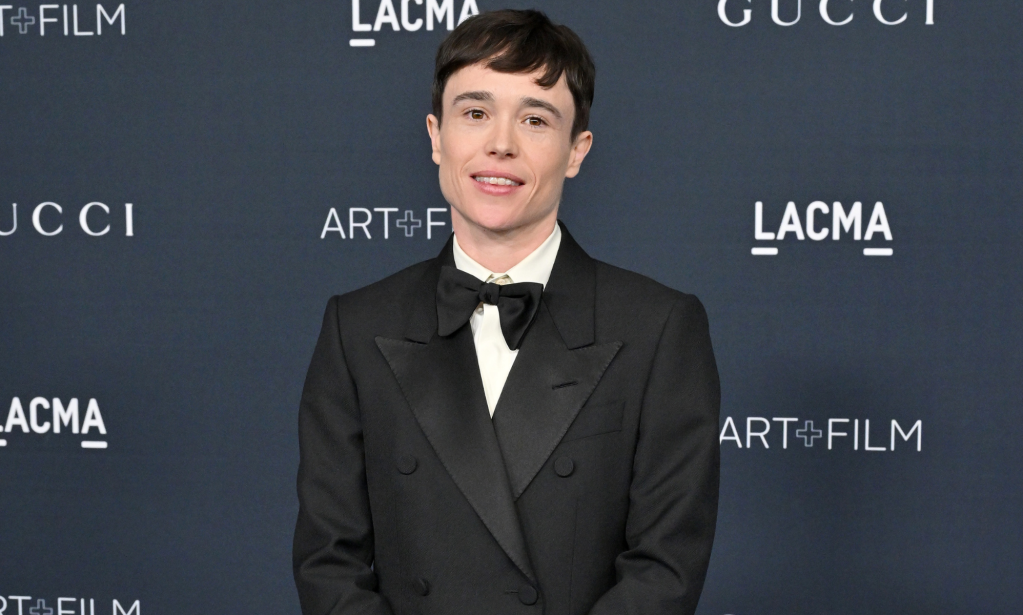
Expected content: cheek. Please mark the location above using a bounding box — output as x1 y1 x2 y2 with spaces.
530 146 571 191
435 149 459 186
436 146 469 204
439 136 473 176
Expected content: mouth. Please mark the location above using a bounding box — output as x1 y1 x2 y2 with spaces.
470 171 525 187
469 171 525 197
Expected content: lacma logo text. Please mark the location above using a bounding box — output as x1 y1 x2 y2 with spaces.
0 4 125 37
349 0 479 47
1 397 109 450
751 200 892 256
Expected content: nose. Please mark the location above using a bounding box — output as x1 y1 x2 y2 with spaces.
486 118 518 159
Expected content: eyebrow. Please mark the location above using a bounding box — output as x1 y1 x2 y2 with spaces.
451 90 495 105
520 96 563 120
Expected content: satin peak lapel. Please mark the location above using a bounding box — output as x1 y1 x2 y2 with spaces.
491 305 622 498
375 325 537 583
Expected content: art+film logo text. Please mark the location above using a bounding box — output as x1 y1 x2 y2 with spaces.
0 597 139 615
321 206 448 240
721 415 922 451
0 3 125 37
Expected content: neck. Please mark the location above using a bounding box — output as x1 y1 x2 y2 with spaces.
451 209 558 273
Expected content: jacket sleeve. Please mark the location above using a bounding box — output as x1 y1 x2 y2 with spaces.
589 294 721 615
294 296 395 615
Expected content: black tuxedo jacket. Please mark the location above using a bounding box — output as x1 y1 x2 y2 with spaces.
294 223 720 615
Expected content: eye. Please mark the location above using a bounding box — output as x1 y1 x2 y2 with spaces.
466 108 486 121
525 116 547 128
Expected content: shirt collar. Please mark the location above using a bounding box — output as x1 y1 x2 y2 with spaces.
452 223 562 288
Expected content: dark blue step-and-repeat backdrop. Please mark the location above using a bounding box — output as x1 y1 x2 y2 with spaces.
2 1 1020 613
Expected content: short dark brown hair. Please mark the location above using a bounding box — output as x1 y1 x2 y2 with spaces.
432 10 596 140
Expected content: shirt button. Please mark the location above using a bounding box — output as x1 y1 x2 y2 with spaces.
413 577 430 596
396 454 418 475
518 584 538 605
554 456 575 477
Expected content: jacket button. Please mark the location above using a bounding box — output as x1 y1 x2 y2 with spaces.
413 577 430 596
518 584 538 605
554 456 574 477
396 454 418 475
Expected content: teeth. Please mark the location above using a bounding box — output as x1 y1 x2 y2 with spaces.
474 176 520 186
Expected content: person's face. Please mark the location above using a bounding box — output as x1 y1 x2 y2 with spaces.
427 63 592 235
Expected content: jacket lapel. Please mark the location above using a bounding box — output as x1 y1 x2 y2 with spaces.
375 237 536 582
491 305 621 498
491 223 622 498
373 223 619 579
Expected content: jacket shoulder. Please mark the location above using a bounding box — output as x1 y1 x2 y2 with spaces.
331 258 435 322
594 260 700 309
592 261 709 339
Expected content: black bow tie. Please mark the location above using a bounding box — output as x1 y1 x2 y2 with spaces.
436 265 544 350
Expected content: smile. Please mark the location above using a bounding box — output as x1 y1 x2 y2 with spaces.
473 176 523 186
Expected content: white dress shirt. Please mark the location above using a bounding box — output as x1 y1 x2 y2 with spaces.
452 224 562 417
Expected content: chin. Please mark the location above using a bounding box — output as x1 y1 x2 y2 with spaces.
460 204 528 234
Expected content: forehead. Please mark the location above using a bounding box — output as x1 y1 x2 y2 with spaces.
444 63 572 107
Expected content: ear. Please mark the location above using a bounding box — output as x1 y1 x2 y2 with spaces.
427 114 443 166
564 130 593 179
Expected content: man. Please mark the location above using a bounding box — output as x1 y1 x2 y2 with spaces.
294 10 720 615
